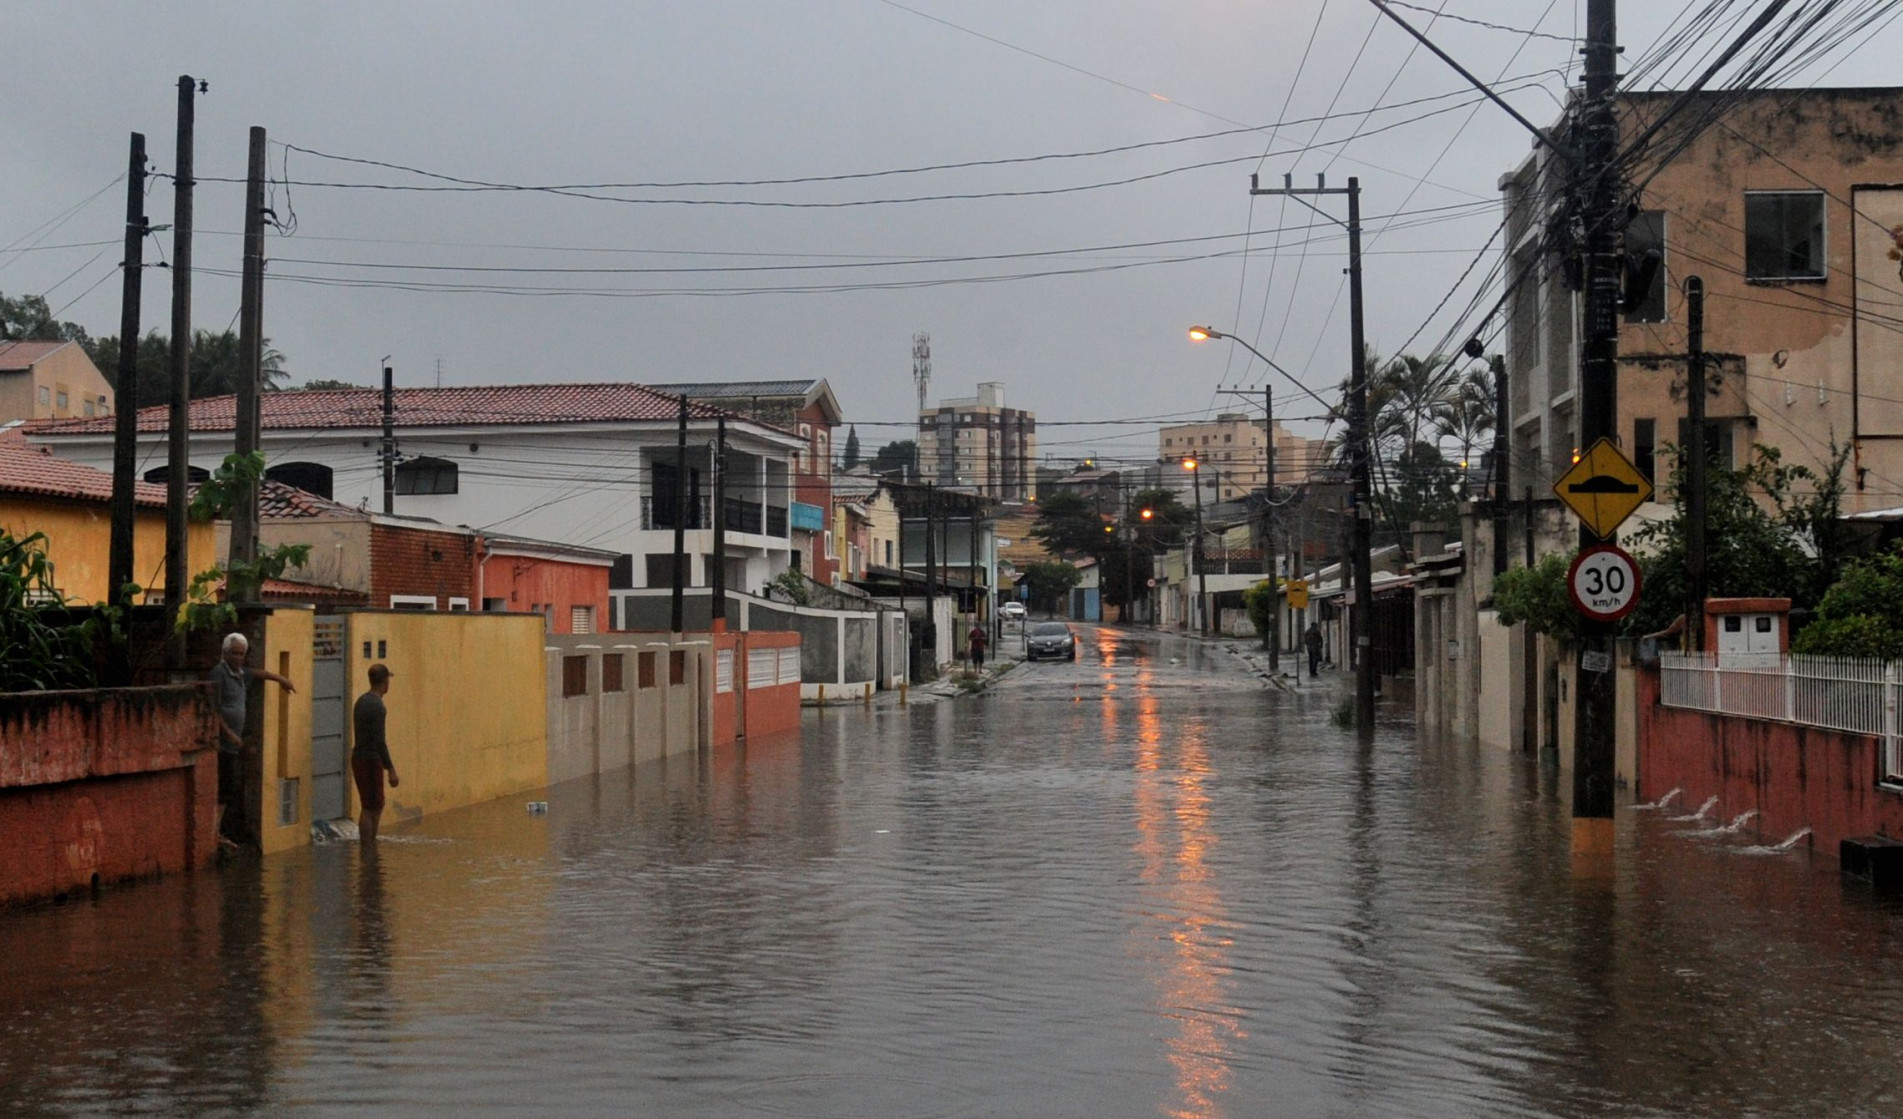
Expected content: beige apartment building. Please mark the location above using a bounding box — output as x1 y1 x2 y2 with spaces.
1157 413 1324 501
1501 87 1903 516
0 341 113 424
917 381 1036 502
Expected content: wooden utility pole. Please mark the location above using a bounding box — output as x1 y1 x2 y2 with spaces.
163 79 197 630
1570 0 1623 855
227 125 266 603
711 416 727 632
108 132 147 614
1685 276 1708 651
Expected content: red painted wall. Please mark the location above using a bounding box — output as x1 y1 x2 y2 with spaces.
1638 667 1903 859
708 631 802 746
0 686 218 907
481 552 610 634
368 523 477 609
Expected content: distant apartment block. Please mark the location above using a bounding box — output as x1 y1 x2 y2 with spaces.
1157 413 1324 501
917 381 1036 502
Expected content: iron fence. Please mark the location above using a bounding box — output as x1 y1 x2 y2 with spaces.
1659 652 1902 781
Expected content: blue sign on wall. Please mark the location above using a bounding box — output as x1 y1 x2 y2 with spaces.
790 502 827 532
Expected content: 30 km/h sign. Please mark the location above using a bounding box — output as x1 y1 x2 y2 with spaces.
1567 545 1642 623
1554 437 1654 539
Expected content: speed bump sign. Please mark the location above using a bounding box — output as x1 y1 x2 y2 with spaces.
1287 579 1310 610
1554 437 1653 539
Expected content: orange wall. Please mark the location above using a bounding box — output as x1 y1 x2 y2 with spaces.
480 553 609 634
709 630 802 745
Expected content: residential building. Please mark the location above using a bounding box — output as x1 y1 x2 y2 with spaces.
24 383 805 599
0 340 112 424
1501 87 1903 517
1156 413 1324 502
917 381 1036 502
0 435 213 603
649 378 843 584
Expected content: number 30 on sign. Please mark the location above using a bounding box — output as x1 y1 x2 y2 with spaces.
1567 545 1642 623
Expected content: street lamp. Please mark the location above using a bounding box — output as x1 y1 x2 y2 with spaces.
1140 506 1154 626
1183 456 1208 636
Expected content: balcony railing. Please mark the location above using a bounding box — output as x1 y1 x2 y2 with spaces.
766 505 789 537
725 497 762 534
640 494 712 531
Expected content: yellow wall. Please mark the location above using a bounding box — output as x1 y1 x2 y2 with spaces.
259 607 316 856
345 611 548 824
0 497 215 604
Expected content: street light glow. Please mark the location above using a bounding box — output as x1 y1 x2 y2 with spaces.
1140 508 1154 520
1181 457 1198 471
1187 326 1219 342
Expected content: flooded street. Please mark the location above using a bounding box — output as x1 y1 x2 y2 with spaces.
5 625 1903 1117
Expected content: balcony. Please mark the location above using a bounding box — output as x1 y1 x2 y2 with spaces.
640 494 712 531
725 497 762 534
766 506 788 537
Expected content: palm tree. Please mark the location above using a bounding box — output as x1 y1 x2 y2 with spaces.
1435 364 1497 495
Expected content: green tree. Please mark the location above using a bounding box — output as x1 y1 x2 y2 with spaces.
1242 579 1280 649
871 439 916 478
85 329 288 409
843 425 861 470
0 291 93 346
1494 551 1585 646
1792 546 1903 658
299 378 363 391
1020 561 1083 614
1030 490 1107 558
1130 488 1193 549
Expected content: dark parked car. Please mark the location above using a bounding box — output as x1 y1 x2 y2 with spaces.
1026 621 1077 662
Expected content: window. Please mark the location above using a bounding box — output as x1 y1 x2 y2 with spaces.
448 597 470 612
482 597 508 612
55 390 68 409
884 540 894 566
395 456 458 495
266 461 335 499
669 649 686 685
716 649 734 692
37 386 49 406
389 594 437 610
1634 418 1656 485
571 605 595 634
638 651 657 689
562 655 589 697
778 647 801 685
1744 191 1826 280
602 654 625 693
1624 211 1667 322
143 464 210 485
1224 433 1232 443
748 648 778 689
83 400 94 417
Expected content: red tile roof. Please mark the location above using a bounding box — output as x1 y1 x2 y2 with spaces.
24 382 730 436
0 439 167 508
0 340 72 370
257 480 361 519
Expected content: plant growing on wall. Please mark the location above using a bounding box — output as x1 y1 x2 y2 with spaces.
178 451 311 631
766 570 813 606
0 531 104 691
1493 551 1584 647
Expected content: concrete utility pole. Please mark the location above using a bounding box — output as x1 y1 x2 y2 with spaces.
164 80 197 628
1570 0 1623 856
380 365 396 514
109 132 146 615
1685 276 1708 651
711 416 727 632
228 125 266 603
670 394 689 635
1250 173 1377 736
1489 353 1509 578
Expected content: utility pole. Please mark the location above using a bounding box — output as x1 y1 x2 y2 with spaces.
670 394 689 634
1187 462 1207 635
1685 276 1707 652
380 365 396 514
1249 173 1376 735
164 80 197 631
923 483 938 663
1524 485 1537 755
227 125 266 603
1490 353 1510 578
1571 0 1623 856
109 132 146 618
711 416 727 632
1218 384 1279 669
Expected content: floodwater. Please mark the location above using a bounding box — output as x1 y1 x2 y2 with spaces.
5 627 1903 1118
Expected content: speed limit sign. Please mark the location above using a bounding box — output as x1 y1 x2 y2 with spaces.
1567 545 1641 622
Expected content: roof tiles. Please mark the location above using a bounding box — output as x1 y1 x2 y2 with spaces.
0 440 167 508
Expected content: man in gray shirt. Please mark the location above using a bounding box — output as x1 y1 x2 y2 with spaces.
209 632 296 836
352 663 401 848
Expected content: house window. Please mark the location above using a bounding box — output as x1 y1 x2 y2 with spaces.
562 655 589 698
638 651 657 689
1744 191 1826 280
602 654 625 693
669 649 686 685
389 594 437 610
37 386 49 406
1624 211 1667 322
1634 418 1656 485
447 597 470 612
884 540 893 566
266 461 335 499
1224 433 1232 443
83 400 94 417
395 456 458 495
715 649 734 693
482 597 507 611
56 390 68 409
571 605 595 634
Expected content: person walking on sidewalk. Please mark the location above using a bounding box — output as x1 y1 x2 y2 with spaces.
1304 621 1324 679
352 663 401 848
967 622 988 676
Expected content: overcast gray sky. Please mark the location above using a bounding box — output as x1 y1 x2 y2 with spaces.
4 1 1899 464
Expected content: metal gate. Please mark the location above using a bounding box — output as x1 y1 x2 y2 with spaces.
311 618 349 822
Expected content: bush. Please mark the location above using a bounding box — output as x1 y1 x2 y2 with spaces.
1791 615 1900 659
1790 547 1903 657
1242 580 1278 648
1493 551 1584 646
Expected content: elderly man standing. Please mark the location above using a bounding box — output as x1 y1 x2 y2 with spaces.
210 632 296 838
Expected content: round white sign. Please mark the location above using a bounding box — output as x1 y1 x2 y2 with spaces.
1567 545 1641 623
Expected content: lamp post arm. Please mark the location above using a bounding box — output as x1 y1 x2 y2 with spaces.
1203 330 1339 416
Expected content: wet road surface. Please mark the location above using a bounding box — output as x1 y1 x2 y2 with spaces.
4 625 1903 1117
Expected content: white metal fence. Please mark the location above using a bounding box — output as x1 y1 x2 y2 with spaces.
1659 652 1902 781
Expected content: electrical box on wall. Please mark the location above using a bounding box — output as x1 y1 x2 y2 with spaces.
1704 598 1789 665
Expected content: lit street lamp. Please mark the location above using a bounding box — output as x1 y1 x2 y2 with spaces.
1183 456 1208 636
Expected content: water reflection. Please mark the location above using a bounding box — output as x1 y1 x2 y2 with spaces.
4 635 1903 1116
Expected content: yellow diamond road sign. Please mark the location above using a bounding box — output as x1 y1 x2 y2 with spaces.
1554 437 1654 539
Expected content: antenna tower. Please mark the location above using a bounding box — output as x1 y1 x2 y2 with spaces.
912 331 931 413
